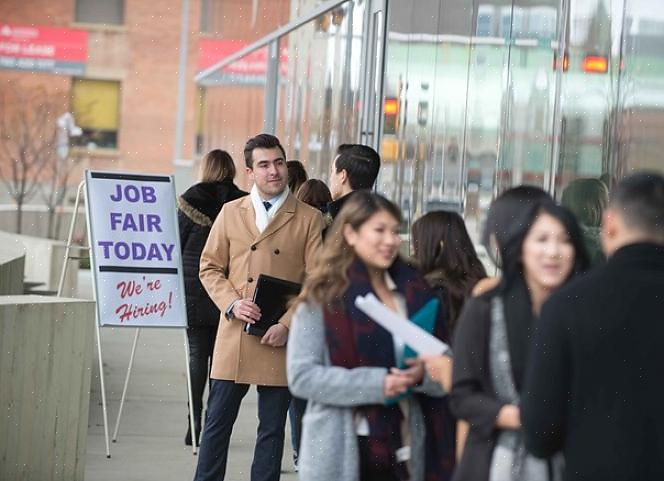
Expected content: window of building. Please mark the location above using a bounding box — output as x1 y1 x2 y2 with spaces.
201 0 224 34
71 79 121 150
76 0 124 25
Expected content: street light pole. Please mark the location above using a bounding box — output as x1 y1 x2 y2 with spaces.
173 0 191 165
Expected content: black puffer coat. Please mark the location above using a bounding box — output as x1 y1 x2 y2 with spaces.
178 179 247 327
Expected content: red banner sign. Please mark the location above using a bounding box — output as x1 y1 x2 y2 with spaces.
0 24 88 75
198 39 287 85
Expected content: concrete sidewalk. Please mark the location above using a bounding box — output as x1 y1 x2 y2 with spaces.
80 271 298 481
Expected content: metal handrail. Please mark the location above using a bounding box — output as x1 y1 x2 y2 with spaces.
194 0 348 82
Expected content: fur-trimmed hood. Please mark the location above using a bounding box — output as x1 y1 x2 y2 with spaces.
178 179 247 226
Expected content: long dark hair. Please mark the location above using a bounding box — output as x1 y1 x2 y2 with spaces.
296 178 332 212
287 160 308 194
412 210 487 330
199 149 236 182
499 201 590 293
482 186 553 267
491 199 590 389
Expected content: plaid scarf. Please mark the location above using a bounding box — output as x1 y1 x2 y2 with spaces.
323 257 456 481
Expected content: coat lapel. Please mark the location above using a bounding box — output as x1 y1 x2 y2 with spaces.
256 193 296 243
238 196 260 239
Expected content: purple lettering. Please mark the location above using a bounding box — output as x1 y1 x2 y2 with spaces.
142 186 157 203
131 242 147 260
110 184 122 202
161 243 174 261
124 185 140 202
110 212 122 230
146 214 162 232
98 241 113 259
146 243 163 261
115 242 130 260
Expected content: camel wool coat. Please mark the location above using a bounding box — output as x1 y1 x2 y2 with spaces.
199 193 323 386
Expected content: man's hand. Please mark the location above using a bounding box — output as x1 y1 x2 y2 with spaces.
260 323 289 347
232 299 261 324
420 354 453 392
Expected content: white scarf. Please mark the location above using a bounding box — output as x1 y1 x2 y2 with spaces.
250 184 289 233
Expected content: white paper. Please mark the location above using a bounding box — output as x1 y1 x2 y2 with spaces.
354 293 450 356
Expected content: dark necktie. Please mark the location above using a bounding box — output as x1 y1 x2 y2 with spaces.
263 201 272 212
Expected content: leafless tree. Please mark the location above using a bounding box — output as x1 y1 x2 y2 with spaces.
0 82 64 234
38 147 85 239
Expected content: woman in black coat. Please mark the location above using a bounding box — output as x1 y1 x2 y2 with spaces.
449 195 589 481
178 149 247 446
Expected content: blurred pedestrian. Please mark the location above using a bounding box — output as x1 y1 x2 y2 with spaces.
297 179 332 215
450 198 589 481
411 210 487 392
327 144 381 221
472 186 553 295
178 149 247 446
288 176 334 469
287 160 308 195
561 177 609 265
288 191 455 481
523 172 664 481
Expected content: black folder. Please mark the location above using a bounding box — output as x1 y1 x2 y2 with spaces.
244 274 302 337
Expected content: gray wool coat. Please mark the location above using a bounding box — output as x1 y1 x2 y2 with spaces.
287 301 446 481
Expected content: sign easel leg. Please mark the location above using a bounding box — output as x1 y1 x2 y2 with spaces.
112 327 141 442
96 321 112 458
183 329 197 455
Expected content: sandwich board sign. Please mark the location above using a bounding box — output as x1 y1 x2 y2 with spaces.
85 170 187 327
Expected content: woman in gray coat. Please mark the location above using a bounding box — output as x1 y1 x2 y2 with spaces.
287 191 456 481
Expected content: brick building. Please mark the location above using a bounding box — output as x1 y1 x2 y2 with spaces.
1 0 290 193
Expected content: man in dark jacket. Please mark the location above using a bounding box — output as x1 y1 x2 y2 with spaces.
522 172 664 481
326 144 381 221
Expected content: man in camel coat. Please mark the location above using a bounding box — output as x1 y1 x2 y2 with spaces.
193 133 323 481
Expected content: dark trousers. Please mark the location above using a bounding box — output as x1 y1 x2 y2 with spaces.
193 379 291 481
288 396 307 456
187 326 217 432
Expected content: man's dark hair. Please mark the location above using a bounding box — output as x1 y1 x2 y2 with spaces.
333 144 381 190
243 133 286 169
610 171 664 242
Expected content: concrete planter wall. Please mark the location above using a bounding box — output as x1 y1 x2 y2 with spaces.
0 231 81 296
0 296 96 481
0 236 25 295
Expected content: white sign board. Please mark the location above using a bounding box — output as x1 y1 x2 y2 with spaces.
85 170 187 327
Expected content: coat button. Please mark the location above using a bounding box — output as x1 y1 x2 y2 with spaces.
274 249 280 255
251 245 257 251
248 277 254 283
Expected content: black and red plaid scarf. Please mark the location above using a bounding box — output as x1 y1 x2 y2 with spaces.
323 257 456 481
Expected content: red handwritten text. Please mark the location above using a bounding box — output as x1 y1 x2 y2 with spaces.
115 291 173 322
116 277 162 299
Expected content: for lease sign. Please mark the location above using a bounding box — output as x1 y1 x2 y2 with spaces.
85 171 187 328
0 24 87 75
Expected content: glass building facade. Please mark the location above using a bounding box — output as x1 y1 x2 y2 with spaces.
197 0 664 253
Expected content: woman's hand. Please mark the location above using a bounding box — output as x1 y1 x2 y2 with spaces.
420 354 453 392
383 373 412 398
496 404 521 429
390 358 426 386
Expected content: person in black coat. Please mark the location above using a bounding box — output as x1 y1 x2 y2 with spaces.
326 144 381 223
449 194 589 481
178 149 247 446
411 210 487 394
522 172 664 481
